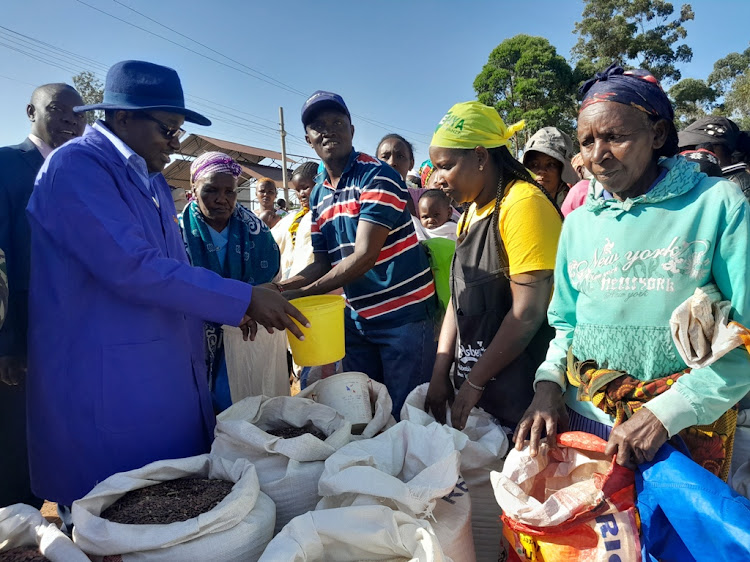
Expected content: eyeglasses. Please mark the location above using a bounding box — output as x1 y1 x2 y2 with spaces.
139 113 186 141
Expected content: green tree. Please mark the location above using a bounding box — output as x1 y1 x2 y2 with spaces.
572 0 694 84
669 78 717 129
72 71 104 125
473 35 577 155
708 46 750 129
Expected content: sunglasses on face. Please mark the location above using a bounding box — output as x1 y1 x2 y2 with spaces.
139 113 186 141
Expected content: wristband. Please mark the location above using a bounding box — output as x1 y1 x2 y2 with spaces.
272 281 285 293
465 377 485 392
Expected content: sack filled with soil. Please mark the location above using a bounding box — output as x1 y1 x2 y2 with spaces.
317 421 474 561
0 504 88 562
71 454 275 562
259 505 450 562
401 383 509 562
210 395 351 534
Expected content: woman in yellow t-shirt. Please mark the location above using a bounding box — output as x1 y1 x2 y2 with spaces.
424 101 563 430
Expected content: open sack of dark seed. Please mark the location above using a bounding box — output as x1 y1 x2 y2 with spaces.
71 454 275 562
316 421 475 562
295 376 396 439
0 504 88 562
259 505 452 562
210 394 352 534
401 383 509 562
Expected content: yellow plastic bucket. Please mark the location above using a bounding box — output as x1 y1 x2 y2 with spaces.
287 295 346 366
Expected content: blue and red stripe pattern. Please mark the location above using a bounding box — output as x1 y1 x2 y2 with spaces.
310 150 435 327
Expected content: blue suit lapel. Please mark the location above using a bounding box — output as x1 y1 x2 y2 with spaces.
17 138 44 173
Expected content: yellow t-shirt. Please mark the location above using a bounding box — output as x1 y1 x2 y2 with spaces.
457 180 562 276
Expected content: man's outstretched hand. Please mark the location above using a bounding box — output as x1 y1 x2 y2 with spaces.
244 285 310 340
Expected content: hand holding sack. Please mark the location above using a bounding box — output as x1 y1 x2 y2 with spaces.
259 506 451 562
401 383 509 562
492 431 640 562
316 421 475 561
0 503 88 562
210 395 352 534
71 454 275 562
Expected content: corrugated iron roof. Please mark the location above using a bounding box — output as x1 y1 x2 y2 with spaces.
177 133 293 164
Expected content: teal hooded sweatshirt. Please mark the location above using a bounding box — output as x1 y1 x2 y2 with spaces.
535 156 750 436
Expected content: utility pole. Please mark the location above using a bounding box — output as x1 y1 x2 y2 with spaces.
279 107 289 205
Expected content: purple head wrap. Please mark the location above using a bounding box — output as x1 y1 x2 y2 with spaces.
190 151 243 185
579 64 674 122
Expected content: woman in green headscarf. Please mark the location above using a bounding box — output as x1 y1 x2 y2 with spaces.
424 101 563 430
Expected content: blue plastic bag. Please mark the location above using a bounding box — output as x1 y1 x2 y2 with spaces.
637 443 750 561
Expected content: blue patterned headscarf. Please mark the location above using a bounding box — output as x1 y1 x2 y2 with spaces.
579 63 674 122
181 201 279 285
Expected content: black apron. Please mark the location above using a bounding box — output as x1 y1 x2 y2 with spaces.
451 211 554 427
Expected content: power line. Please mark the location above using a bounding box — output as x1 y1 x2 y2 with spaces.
73 0 431 142
111 0 307 97
73 0 305 97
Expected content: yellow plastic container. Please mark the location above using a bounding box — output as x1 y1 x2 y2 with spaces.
287 295 346 366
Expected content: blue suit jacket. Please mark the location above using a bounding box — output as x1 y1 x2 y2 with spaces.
26 126 253 504
0 138 44 357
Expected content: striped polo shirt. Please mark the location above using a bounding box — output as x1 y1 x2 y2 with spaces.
310 150 435 328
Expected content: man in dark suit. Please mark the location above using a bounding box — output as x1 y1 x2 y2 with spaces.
0 82 85 508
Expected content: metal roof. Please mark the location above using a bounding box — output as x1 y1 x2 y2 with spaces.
176 134 292 165
164 133 298 190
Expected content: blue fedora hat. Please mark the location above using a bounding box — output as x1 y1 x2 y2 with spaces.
74 60 211 126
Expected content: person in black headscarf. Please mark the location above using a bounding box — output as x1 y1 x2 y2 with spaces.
678 116 750 201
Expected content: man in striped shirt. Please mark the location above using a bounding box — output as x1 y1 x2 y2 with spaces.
277 91 437 416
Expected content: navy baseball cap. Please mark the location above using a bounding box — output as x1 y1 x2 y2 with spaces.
301 90 350 127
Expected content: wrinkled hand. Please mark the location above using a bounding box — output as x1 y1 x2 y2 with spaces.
451 383 483 430
0 356 27 386
605 407 668 469
424 374 455 425
513 381 568 457
245 286 310 340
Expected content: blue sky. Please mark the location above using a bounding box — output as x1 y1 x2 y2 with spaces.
2 0 749 166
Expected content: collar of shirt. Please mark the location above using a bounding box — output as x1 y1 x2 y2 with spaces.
27 134 53 160
316 149 359 190
93 121 160 206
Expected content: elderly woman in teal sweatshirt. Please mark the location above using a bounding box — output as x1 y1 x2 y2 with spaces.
514 65 750 478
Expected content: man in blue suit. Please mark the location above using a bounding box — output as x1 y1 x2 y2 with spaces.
0 83 86 508
26 61 308 514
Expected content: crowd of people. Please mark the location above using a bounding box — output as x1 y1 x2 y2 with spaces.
2 56 750 548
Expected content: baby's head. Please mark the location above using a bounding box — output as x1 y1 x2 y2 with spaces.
418 189 453 230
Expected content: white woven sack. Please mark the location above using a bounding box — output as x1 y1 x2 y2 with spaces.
210 394 352 534
222 325 290 401
0 503 89 561
401 383 509 562
317 421 474 561
296 375 396 439
71 454 275 562
259 505 452 562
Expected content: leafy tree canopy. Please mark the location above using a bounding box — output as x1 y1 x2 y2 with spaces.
473 34 578 153
669 78 717 129
72 71 104 125
572 0 694 84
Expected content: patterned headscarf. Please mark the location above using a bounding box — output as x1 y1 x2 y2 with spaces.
579 63 674 122
419 159 434 188
190 151 243 185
